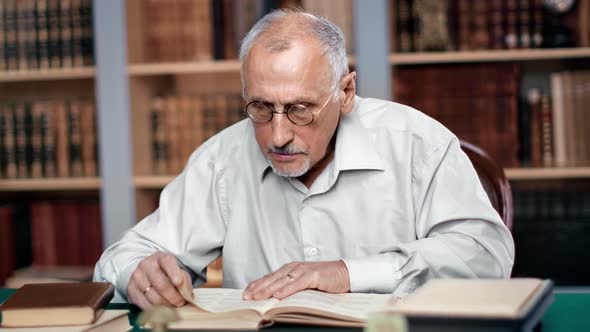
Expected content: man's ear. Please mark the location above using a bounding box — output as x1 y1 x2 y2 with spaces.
339 72 356 115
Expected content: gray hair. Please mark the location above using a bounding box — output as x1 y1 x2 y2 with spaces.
239 9 348 100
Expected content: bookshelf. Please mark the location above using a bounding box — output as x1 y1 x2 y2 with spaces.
390 48 590 65
0 67 95 82
0 178 101 192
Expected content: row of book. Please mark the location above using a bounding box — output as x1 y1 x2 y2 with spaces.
0 0 94 71
394 63 521 168
394 0 587 52
0 98 97 179
519 70 590 168
0 200 102 287
141 0 354 62
511 187 590 285
151 94 246 175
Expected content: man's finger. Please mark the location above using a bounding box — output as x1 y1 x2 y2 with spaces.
243 266 294 300
147 267 186 307
158 254 185 287
143 281 173 306
128 284 153 310
247 269 301 300
272 273 311 300
178 271 194 303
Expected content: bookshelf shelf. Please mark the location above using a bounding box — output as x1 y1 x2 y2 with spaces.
127 56 358 76
134 176 173 189
0 67 96 82
390 48 590 65
0 178 101 192
505 167 590 180
128 61 242 76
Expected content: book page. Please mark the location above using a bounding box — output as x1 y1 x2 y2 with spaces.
270 290 394 320
192 288 278 315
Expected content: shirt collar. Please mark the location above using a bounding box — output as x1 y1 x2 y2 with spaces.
253 96 385 181
333 96 385 172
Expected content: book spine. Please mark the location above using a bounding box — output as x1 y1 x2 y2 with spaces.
25 0 38 69
0 205 15 287
518 0 531 48
505 0 519 49
60 0 73 67
4 0 18 70
540 94 554 167
30 101 44 178
165 96 180 174
527 88 542 167
40 101 56 177
14 102 28 178
490 0 504 49
190 96 204 149
457 0 471 50
35 0 50 69
69 99 83 177
16 0 28 70
2 104 17 178
80 0 92 65
151 97 167 175
47 0 61 68
531 0 543 47
55 99 69 177
0 0 5 71
71 0 83 66
80 99 96 176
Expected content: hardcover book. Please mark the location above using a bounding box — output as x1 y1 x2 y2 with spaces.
0 282 114 327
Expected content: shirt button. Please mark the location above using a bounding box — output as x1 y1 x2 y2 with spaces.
309 247 319 256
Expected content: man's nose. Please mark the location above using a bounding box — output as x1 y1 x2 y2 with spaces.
270 113 294 147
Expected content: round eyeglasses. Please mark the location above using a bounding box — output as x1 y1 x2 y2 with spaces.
245 95 332 126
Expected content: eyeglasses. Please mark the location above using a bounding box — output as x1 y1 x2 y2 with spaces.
245 94 332 126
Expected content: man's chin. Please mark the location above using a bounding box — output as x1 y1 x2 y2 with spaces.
269 161 309 178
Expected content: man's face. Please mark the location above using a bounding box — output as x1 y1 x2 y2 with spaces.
243 38 342 179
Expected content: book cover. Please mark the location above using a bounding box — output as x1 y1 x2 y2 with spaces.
0 283 115 327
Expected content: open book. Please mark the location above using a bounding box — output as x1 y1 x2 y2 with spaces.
168 288 396 330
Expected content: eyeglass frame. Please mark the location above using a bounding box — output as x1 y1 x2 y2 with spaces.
244 94 332 126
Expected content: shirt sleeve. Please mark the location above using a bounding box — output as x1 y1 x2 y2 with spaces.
93 145 228 302
342 137 515 297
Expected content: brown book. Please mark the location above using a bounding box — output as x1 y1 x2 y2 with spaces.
5 265 94 289
30 102 45 178
13 102 28 178
165 288 392 330
36 0 51 69
0 0 6 71
69 100 83 177
150 97 167 175
540 94 554 167
60 0 74 67
0 205 15 287
2 104 18 178
0 282 114 327
80 99 96 176
528 88 542 167
54 100 70 177
30 202 57 266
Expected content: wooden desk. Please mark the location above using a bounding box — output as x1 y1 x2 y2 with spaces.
1 289 589 331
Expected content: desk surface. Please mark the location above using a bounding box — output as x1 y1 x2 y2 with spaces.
1 289 590 331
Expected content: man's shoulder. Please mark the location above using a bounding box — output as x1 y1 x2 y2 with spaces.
354 96 454 145
190 119 258 166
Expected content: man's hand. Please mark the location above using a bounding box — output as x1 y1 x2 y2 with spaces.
242 261 350 300
127 252 193 309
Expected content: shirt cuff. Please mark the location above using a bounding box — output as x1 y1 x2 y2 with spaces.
342 254 403 293
115 259 143 302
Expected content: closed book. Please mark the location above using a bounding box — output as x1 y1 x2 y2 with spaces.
383 278 554 332
0 282 114 327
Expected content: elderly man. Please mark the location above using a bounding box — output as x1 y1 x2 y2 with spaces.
94 9 514 308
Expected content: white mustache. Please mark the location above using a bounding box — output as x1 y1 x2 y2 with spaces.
268 145 307 155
